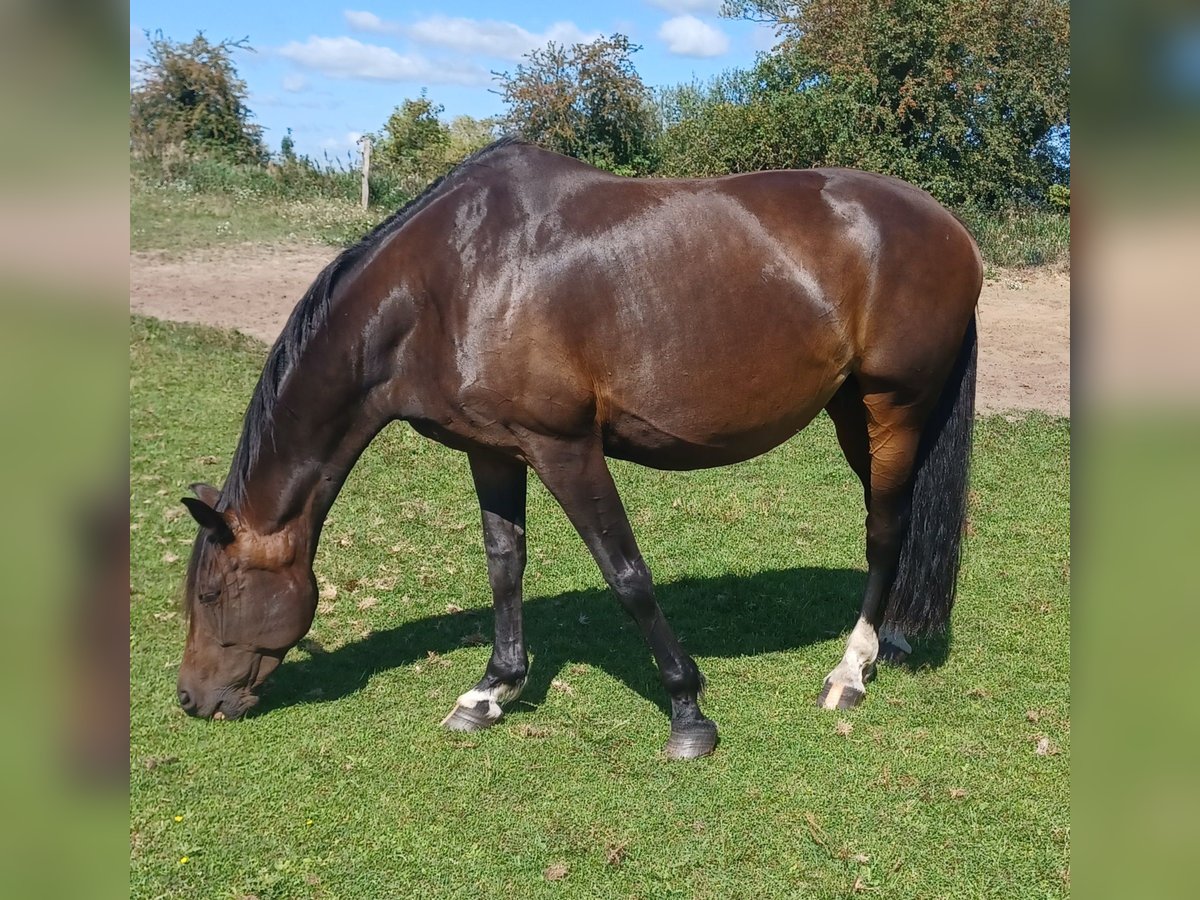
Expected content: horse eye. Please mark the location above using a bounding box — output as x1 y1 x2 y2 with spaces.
199 589 221 604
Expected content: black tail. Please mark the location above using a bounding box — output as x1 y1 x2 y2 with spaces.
885 317 978 635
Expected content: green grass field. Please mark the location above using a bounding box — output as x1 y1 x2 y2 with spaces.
130 317 1070 898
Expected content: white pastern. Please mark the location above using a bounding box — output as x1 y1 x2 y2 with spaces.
822 616 880 705
452 678 527 723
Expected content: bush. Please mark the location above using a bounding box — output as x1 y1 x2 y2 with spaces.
665 1 1071 210
1049 184 1070 212
497 35 659 175
130 32 266 165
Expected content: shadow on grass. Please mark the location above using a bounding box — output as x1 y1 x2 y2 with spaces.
259 567 952 718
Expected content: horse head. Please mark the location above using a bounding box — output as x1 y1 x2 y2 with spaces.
176 482 316 719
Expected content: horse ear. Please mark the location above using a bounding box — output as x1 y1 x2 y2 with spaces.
181 496 234 545
189 482 222 508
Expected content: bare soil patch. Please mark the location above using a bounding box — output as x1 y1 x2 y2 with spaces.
130 243 1069 416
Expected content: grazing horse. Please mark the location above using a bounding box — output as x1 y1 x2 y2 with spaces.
178 138 981 758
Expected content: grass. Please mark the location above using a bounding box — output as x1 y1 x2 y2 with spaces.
129 157 419 253
130 160 1070 269
130 174 390 253
130 317 1070 898
959 206 1071 271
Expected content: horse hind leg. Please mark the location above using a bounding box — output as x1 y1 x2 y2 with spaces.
878 622 913 663
825 377 871 510
819 386 923 710
825 381 913 667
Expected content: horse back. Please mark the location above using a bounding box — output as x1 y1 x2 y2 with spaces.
395 147 981 467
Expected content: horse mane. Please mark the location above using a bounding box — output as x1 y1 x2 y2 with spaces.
218 135 528 513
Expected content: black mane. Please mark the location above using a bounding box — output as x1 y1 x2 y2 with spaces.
218 136 527 512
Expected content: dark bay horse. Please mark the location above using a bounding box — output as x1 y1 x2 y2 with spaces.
178 138 981 758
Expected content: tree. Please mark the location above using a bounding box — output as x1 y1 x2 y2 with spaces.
496 35 657 175
373 93 452 180
279 128 296 164
446 115 501 161
656 58 830 176
130 31 265 165
692 0 1071 207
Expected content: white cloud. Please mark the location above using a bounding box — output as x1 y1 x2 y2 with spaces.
658 15 730 57
282 73 310 92
343 10 394 34
647 0 724 15
344 10 599 60
407 16 598 59
320 131 365 153
278 36 490 85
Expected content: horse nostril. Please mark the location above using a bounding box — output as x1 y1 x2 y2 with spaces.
178 688 194 711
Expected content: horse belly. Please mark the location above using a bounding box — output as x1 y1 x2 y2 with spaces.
600 366 844 471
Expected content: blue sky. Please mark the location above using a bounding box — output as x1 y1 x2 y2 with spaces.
129 2 779 162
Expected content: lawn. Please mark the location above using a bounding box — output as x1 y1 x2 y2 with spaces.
130 316 1070 898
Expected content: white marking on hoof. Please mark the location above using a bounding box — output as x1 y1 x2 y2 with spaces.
822 683 845 710
843 616 880 669
880 624 912 655
440 677 528 727
454 689 503 722
821 617 879 706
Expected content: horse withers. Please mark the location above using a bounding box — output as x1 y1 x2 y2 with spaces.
176 138 981 758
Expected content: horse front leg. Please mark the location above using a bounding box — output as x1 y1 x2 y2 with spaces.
442 451 530 731
527 436 717 759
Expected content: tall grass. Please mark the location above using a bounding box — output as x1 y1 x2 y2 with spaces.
958 206 1071 270
133 154 417 209
130 156 407 252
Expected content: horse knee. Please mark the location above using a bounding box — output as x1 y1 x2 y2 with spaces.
609 560 654 611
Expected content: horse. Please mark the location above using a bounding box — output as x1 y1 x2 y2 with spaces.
177 137 981 759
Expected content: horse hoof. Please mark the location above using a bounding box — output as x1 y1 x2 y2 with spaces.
878 641 910 665
440 701 499 732
663 720 718 759
817 680 865 710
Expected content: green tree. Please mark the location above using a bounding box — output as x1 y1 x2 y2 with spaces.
279 127 296 164
656 57 828 176
666 0 1070 207
130 31 266 165
496 34 657 175
446 115 500 161
373 93 452 180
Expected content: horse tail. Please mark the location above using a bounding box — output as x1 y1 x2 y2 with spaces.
885 316 978 635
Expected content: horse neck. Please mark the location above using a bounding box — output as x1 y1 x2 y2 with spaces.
227 303 394 560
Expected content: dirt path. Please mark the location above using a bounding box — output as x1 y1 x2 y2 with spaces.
130 243 1069 416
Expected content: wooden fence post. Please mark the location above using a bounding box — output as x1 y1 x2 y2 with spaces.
360 136 371 210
